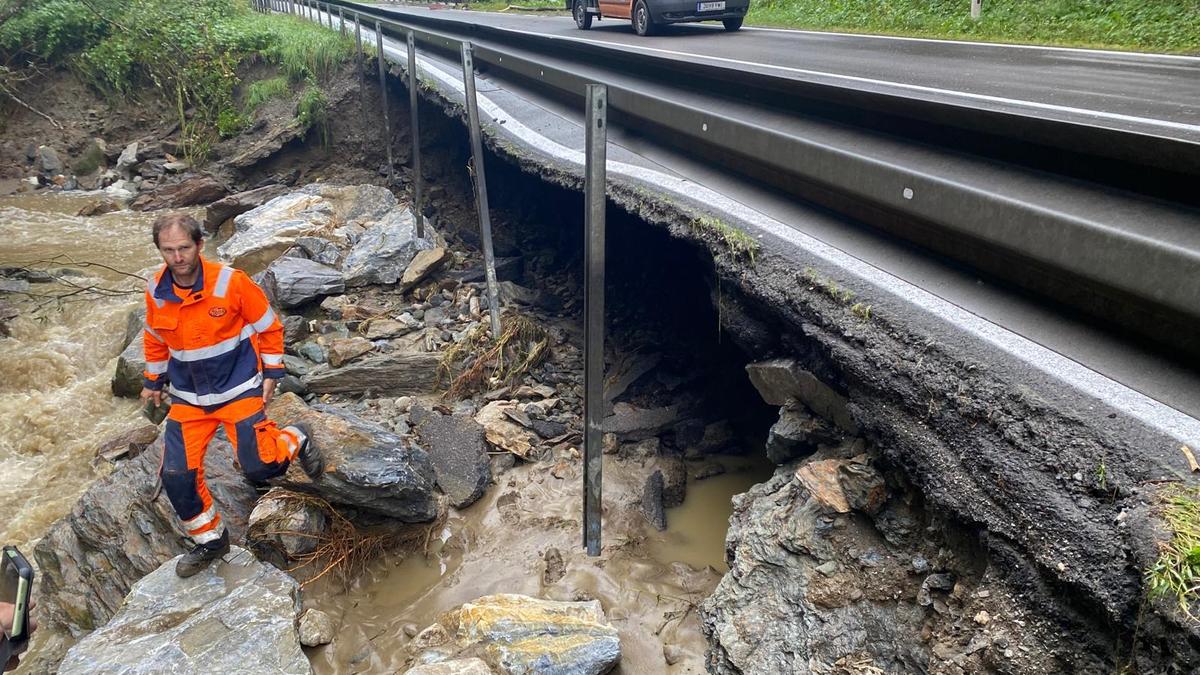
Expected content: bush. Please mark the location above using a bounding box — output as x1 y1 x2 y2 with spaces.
3 0 356 162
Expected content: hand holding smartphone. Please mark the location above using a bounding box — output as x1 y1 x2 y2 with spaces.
1 546 34 671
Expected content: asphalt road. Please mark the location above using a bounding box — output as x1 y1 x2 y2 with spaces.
367 4 1200 141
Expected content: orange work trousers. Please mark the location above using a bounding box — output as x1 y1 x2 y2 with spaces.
160 396 299 544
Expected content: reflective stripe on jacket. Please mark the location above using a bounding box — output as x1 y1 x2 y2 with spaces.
142 256 285 409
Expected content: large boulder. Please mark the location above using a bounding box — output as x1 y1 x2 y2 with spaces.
129 174 228 211
57 546 310 675
745 359 857 433
204 184 290 233
34 438 259 636
268 393 438 521
246 488 331 568
218 184 397 274
701 451 935 674
408 594 621 675
342 208 434 287
260 256 345 309
413 407 492 508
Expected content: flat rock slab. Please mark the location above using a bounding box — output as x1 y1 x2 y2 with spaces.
303 352 440 396
129 175 228 211
417 594 621 675
204 184 289 232
58 546 310 675
745 359 857 433
261 256 345 309
35 438 258 636
269 393 437 521
414 408 492 508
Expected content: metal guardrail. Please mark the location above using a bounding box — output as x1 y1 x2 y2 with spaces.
258 0 1200 358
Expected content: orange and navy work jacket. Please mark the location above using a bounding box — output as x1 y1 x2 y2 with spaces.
143 256 285 410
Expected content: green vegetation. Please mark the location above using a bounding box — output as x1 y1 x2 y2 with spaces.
690 215 760 264
802 266 856 305
296 84 329 146
1146 484 1200 620
1 0 355 162
245 75 289 111
745 0 1200 53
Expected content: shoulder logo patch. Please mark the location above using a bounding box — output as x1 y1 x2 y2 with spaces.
208 307 227 318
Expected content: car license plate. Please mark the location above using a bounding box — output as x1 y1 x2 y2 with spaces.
697 1 725 11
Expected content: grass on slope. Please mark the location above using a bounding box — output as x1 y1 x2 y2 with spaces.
745 0 1200 53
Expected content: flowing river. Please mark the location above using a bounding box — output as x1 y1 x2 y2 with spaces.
0 193 165 550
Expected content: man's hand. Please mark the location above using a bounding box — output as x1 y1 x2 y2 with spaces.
139 387 163 407
1 600 37 672
263 378 277 406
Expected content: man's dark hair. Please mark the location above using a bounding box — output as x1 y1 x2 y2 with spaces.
152 213 204 247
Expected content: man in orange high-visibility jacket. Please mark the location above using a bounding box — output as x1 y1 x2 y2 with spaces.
140 213 324 578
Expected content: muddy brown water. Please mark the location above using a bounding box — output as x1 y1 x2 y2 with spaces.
1 191 776 673
0 193 166 550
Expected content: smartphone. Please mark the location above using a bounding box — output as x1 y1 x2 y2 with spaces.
1 546 33 644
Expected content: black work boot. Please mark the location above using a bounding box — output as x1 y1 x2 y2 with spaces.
285 423 323 478
175 529 230 578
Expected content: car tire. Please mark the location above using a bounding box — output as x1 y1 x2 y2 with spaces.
633 0 656 36
574 0 593 29
722 17 743 31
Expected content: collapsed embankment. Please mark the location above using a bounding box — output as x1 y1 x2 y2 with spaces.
3 12 1199 674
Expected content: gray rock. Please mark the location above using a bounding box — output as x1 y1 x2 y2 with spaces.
261 256 345 309
283 354 312 377
129 174 228 212
642 470 667 531
299 609 335 648
220 184 397 274
121 305 147 351
58 546 310 675
342 208 434 287
297 341 327 364
600 402 680 441
116 141 139 175
269 393 437 521
112 332 146 398
37 145 63 175
745 359 858 432
247 488 330 567
204 184 289 232
765 403 841 464
303 352 440 396
293 236 343 267
282 315 308 345
34 438 258 637
414 409 492 508
701 460 929 674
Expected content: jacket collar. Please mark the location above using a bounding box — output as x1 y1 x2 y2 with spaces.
153 256 209 304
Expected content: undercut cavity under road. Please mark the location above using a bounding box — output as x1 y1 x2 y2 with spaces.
367 5 1200 141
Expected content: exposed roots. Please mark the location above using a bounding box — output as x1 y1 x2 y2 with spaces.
250 490 440 589
437 311 550 399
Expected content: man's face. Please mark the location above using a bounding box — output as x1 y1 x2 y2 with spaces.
157 225 203 281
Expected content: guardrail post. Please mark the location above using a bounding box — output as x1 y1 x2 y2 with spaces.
355 14 364 115
582 83 607 557
970 0 981 19
408 30 425 239
375 22 395 187
339 7 346 36
461 43 503 340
